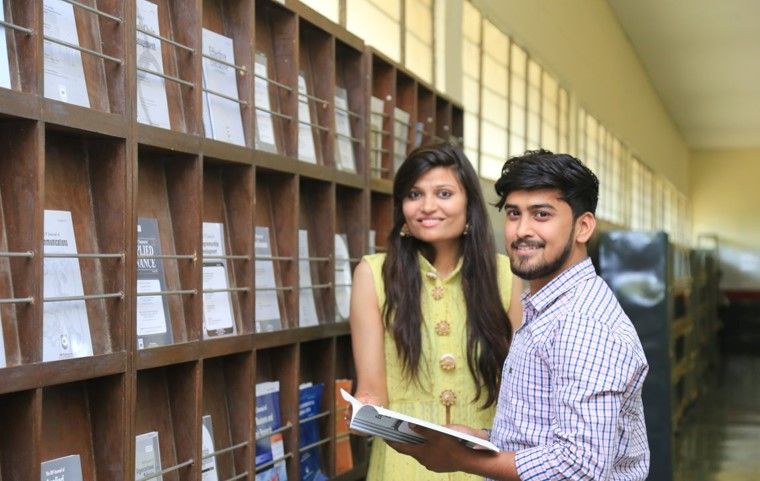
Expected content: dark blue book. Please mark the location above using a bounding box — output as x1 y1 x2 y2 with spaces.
298 383 327 481
255 381 287 481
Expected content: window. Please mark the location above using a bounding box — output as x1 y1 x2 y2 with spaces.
461 1 481 166
347 0 401 62
405 0 433 83
479 20 508 180
508 43 527 157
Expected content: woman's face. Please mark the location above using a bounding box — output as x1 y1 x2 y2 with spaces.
401 166 468 247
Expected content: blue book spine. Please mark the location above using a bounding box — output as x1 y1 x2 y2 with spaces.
298 383 327 481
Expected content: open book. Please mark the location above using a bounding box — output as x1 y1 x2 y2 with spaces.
340 389 499 452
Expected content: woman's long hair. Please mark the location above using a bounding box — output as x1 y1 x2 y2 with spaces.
382 142 511 408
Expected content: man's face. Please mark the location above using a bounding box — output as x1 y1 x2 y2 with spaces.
503 188 581 290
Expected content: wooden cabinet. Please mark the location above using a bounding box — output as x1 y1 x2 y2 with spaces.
0 1 463 479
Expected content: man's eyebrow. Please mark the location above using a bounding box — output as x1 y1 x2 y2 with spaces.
503 203 557 211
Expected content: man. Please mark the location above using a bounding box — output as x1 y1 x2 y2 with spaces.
390 150 650 481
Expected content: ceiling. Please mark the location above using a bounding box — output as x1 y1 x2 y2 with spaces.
607 0 760 149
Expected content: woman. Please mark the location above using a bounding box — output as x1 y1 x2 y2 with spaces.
349 143 522 481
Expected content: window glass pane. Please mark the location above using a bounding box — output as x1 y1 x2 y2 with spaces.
462 1 482 42
347 0 400 61
300 0 339 22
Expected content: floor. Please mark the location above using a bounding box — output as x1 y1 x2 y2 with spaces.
674 354 760 481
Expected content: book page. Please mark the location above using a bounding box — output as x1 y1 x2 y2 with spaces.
202 28 245 146
298 229 319 327
43 209 93 362
254 226 282 332
202 222 236 337
43 0 90 107
136 0 171 129
334 87 356 172
297 72 318 164
201 415 220 481
334 234 351 321
254 52 277 152
135 431 163 481
0 2 12 89
341 389 499 451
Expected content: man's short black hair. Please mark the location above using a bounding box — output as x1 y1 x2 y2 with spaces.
494 149 599 218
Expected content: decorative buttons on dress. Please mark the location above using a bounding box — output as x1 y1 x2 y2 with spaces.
439 353 456 371
425 271 438 280
431 285 445 300
439 389 457 407
434 320 451 336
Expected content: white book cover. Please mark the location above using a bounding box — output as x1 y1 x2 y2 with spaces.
334 234 351 321
254 52 277 152
0 309 5 368
40 454 84 481
0 2 12 89
254 226 282 332
201 415 220 481
369 96 385 177
42 209 93 362
298 229 319 327
202 28 245 146
43 0 89 107
135 431 163 481
297 72 317 164
202 222 236 338
334 87 356 172
341 389 499 451
393 107 411 173
368 229 376 255
136 0 171 129
136 218 173 348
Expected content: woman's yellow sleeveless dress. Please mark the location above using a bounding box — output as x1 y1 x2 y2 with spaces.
363 253 512 481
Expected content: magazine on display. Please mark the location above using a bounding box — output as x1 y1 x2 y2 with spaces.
43 0 89 107
202 222 236 338
202 28 245 146
40 454 83 481
254 52 278 152
255 381 288 481
393 106 411 173
136 218 173 349
334 234 351 321
42 209 93 362
136 0 171 129
135 431 163 481
0 1 12 89
340 389 499 451
255 226 282 332
299 383 327 481
201 415 220 481
369 96 385 176
298 229 319 327
297 72 318 164
334 87 356 172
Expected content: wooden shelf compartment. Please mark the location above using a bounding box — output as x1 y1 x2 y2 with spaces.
451 104 464 145
298 178 335 325
255 343 299 481
201 351 254 481
299 337 336 477
334 334 367 477
0 389 38 481
335 185 367 268
41 373 126 480
435 94 453 144
415 83 435 148
370 191 393 254
201 0 254 149
369 51 395 181
254 0 297 158
43 129 127 359
1 0 38 96
202 158 254 337
0 118 40 366
298 17 335 167
137 146 202 348
255 168 297 330
135 361 200 481
335 38 366 177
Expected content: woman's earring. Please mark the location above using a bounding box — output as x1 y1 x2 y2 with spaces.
462 222 471 236
400 224 411 237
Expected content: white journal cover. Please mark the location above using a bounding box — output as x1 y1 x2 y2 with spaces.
135 431 163 481
298 229 319 327
254 52 277 152
334 87 356 172
0 1 12 89
202 28 245 146
43 0 90 107
202 222 236 338
334 234 351 321
201 415 220 481
254 226 282 332
297 72 318 164
136 0 171 129
42 209 93 362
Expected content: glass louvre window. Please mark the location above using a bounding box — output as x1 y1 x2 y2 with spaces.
509 43 527 157
576 108 588 161
652 176 665 231
558 88 569 153
405 0 433 83
584 114 599 176
596 126 611 221
347 0 401 62
609 137 625 225
300 0 339 23
541 72 558 152
526 59 541 150
479 20 508 180
461 1 481 165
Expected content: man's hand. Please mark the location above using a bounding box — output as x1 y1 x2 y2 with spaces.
387 424 495 473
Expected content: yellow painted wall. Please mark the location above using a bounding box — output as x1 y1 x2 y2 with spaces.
465 0 691 193
691 149 760 289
